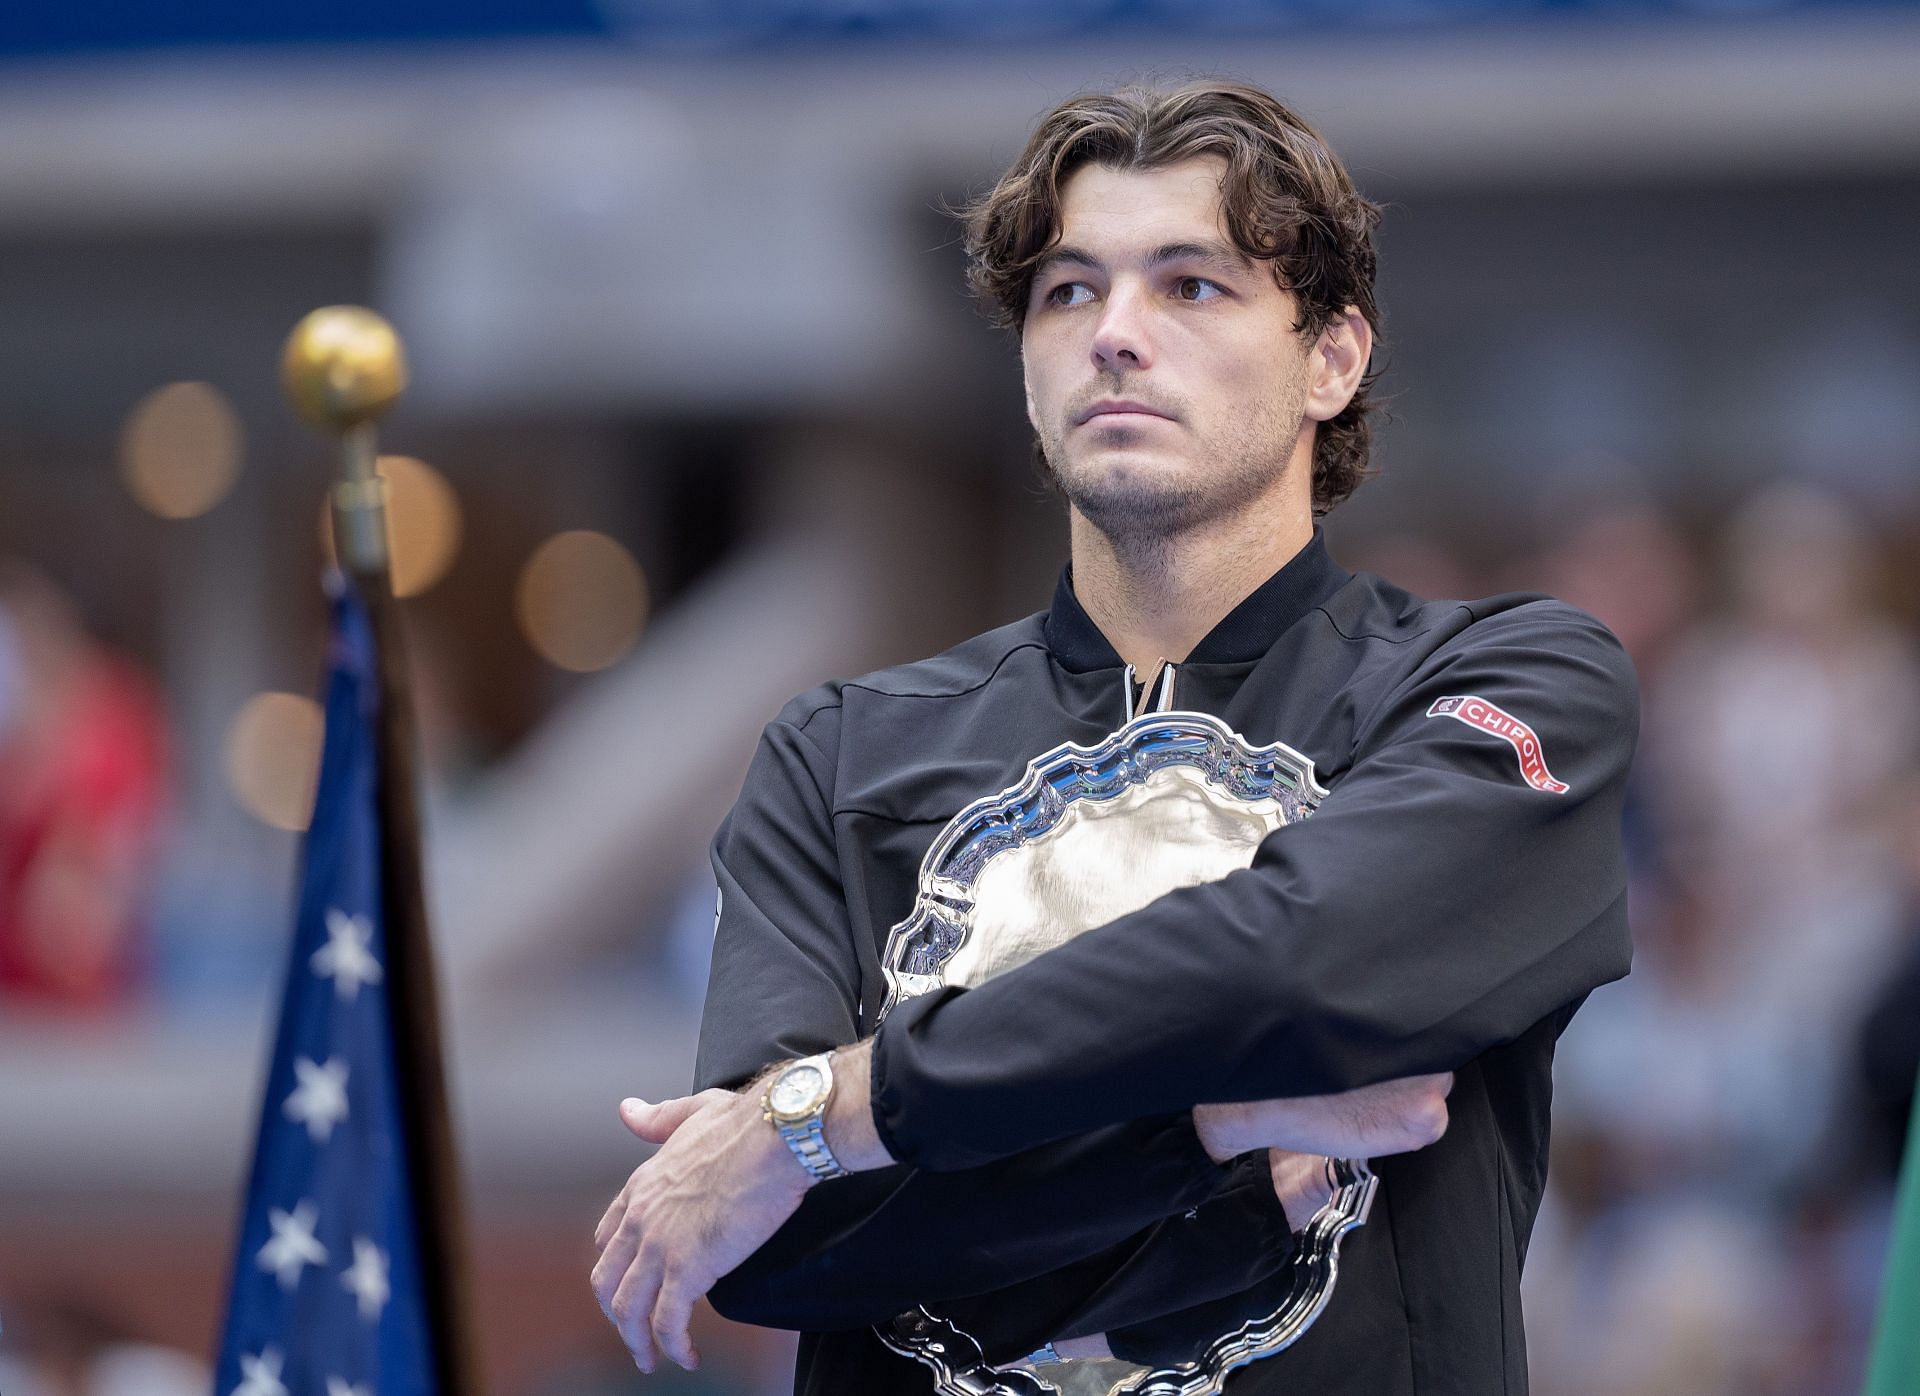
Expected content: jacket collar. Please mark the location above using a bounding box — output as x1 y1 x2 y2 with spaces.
1042 527 1350 673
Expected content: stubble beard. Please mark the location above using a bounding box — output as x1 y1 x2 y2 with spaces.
1035 376 1310 570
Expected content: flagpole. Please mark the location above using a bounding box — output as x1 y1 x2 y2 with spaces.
281 307 482 1396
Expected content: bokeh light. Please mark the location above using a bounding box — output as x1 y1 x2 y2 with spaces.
515 529 648 673
319 454 463 598
223 691 325 832
118 381 243 519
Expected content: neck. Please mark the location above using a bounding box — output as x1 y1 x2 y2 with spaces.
1068 478 1314 678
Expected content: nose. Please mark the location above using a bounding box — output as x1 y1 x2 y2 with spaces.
1090 282 1153 373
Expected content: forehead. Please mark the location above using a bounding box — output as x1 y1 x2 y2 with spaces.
1053 156 1231 253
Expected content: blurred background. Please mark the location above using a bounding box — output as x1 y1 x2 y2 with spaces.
2 3 1919 1393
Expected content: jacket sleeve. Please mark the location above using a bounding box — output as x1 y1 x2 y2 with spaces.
871 603 1640 1170
924 1154 1296 1366
694 711 1295 1334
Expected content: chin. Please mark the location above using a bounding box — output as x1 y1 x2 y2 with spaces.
1064 444 1194 488
1055 454 1212 538
1078 450 1204 494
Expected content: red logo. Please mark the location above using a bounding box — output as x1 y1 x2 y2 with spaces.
1426 695 1569 794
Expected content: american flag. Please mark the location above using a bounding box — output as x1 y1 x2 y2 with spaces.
213 582 436 1396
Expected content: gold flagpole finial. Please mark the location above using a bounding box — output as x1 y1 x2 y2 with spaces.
281 304 406 431
280 306 409 579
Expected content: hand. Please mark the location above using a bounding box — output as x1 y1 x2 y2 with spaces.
1266 1148 1336 1233
1192 1072 1453 1163
591 1086 812 1372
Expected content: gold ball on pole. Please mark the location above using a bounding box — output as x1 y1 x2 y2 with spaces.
280 305 408 432
282 306 405 577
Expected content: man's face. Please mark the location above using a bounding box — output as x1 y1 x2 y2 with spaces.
1021 156 1316 545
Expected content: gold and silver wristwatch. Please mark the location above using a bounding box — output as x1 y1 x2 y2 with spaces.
761 1052 852 1182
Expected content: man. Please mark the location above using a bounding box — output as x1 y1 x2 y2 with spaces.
593 80 1637 1393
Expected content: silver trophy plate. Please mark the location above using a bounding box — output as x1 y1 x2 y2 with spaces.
875 706 1377 1396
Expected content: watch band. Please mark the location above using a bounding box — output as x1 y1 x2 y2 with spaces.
778 1110 851 1181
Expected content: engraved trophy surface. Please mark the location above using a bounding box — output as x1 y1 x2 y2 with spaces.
875 700 1377 1396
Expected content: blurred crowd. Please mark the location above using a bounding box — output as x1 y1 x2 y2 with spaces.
2 476 1917 1395
1360 481 1920 1395
0 562 168 1012
1509 484 1917 1396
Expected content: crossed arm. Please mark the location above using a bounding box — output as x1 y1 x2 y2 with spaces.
591 1048 1453 1371
803 1036 1452 1177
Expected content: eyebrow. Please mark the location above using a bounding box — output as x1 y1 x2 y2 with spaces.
1033 238 1255 281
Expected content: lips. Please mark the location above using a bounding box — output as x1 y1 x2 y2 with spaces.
1076 400 1173 426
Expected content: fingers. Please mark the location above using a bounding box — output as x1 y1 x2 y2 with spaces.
590 1173 711 1373
620 1094 703 1144
597 1248 706 1373
1267 1148 1336 1233
619 1087 736 1143
590 1194 665 1372
610 1244 666 1371
652 1278 702 1370
590 1211 640 1328
594 1174 634 1251
593 1216 710 1374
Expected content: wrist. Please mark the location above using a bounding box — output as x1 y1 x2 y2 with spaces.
755 1104 822 1192
756 1043 895 1184
820 1040 895 1172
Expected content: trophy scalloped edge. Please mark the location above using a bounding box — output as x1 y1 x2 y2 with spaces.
875 1309 1061 1396
876 710 1327 1021
1117 1160 1378 1396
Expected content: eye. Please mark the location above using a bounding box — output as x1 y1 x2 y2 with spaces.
1175 276 1224 302
1044 281 1094 308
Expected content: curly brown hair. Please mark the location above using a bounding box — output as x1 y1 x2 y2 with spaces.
962 80 1384 515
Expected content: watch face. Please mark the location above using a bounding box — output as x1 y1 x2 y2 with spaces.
770 1063 826 1117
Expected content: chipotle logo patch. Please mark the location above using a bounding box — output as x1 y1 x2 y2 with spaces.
1426 695 1570 794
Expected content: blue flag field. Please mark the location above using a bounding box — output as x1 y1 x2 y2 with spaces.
213 581 436 1396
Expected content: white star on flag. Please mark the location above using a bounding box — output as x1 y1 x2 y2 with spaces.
326 1379 372 1396
340 1235 392 1322
256 1199 328 1291
283 1056 350 1143
231 1346 288 1396
311 908 383 1000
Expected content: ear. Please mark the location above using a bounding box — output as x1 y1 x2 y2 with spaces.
1303 308 1372 424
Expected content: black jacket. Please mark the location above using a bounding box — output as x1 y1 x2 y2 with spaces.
692 531 1637 1394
